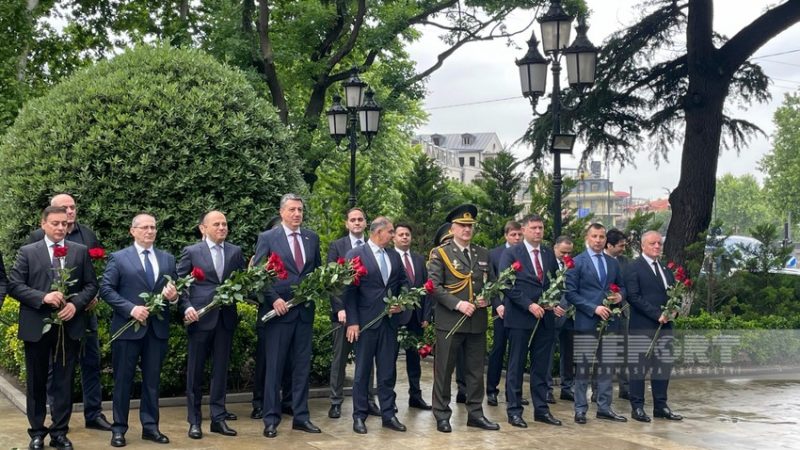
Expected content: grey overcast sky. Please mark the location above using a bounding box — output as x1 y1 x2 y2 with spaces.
407 0 800 200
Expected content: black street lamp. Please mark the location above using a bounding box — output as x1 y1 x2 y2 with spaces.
516 0 599 240
326 67 382 208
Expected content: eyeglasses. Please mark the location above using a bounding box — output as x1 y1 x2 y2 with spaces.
134 225 157 231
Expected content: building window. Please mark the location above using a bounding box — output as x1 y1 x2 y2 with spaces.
469 157 476 167
462 133 474 145
591 200 598 210
459 157 464 167
591 182 600 192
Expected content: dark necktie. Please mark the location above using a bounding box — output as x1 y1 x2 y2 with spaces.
51 243 62 269
403 252 415 284
463 248 471 266
533 249 544 282
653 261 666 289
143 249 155 290
355 239 363 247
594 253 607 287
292 232 304 271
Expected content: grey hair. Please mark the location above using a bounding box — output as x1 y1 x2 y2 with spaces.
370 216 392 234
279 193 304 209
131 213 156 228
641 230 662 242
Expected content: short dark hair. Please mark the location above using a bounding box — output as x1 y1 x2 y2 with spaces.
585 222 606 236
521 214 544 226
395 222 413 234
42 206 67 221
504 220 522 234
346 207 366 220
606 228 627 247
554 235 573 246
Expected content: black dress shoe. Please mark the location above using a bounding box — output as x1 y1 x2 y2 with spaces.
574 412 587 424
85 414 113 431
546 392 557 404
328 404 342 418
409 397 432 410
619 391 630 400
282 405 294 416
263 424 278 438
250 407 264 419
110 432 126 448
597 409 628 422
211 420 237 436
188 424 203 439
521 398 530 406
486 392 498 406
368 400 381 416
534 412 563 426
224 411 238 421
456 392 467 404
436 419 452 433
48 435 73 450
632 408 652 422
466 416 500 430
560 390 574 401
508 415 528 428
353 418 367 434
382 416 407 432
141 430 169 444
654 407 683 421
292 420 321 433
29 436 44 450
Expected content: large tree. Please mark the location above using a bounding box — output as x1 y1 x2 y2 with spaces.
524 0 800 263
473 150 525 245
715 173 778 235
761 92 800 229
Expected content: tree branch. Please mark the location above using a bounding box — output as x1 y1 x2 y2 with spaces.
256 0 289 124
719 0 800 72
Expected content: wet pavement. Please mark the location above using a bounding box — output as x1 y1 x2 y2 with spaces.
1 368 798 450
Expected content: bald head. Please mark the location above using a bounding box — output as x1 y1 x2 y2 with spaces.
201 210 229 244
50 194 77 229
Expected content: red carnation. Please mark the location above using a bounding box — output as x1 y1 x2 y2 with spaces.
191 267 206 282
609 283 621 293
511 260 523 272
667 261 676 270
563 254 575 269
418 344 433 359
88 247 106 260
683 278 693 288
337 257 346 265
424 279 435 294
53 245 68 258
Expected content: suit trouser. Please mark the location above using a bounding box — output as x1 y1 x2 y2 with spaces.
573 332 617 414
253 326 292 411
485 316 508 396
329 324 378 405
25 328 79 439
506 326 554 418
111 327 168 435
432 330 486 422
628 333 672 411
186 319 234 424
402 326 423 398
352 320 398 421
547 317 574 393
262 320 312 427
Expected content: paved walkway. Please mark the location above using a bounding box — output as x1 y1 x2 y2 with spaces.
1 367 797 450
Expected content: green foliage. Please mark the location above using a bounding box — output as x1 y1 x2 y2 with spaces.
399 152 454 253
623 210 666 255
473 151 525 246
739 223 793 274
762 92 800 229
0 45 304 256
527 171 590 249
715 173 779 235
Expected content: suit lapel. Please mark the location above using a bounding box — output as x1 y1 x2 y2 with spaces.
35 241 55 284
125 246 150 288
274 229 296 275
199 244 219 283
360 244 383 286
222 245 237 280
516 245 536 280
301 230 314 272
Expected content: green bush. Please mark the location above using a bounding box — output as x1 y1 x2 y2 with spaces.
0 45 305 257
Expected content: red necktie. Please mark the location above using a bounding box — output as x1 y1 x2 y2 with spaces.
403 252 415 284
533 249 543 282
292 232 304 271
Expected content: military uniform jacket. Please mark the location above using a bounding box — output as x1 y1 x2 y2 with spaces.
427 240 494 334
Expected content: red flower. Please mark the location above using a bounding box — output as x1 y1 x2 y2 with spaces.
88 247 106 260
418 344 433 359
191 267 206 282
53 245 68 258
337 257 346 265
563 254 575 269
683 278 693 288
424 279 435 294
511 260 523 272
667 261 676 270
266 253 289 279
674 267 686 282
609 283 621 293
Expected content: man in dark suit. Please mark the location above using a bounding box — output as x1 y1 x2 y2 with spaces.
327 207 380 419
179 211 246 439
486 220 523 407
547 235 575 402
26 194 110 432
253 193 322 439
344 217 409 434
428 204 498 433
9 205 98 450
625 230 683 422
392 222 433 410
565 223 627 425
605 228 630 401
500 214 562 428
100 213 179 447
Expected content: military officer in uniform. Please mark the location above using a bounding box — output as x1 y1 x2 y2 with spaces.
427 205 499 433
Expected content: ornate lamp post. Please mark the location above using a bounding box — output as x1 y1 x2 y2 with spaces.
327 67 382 207
516 0 599 239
